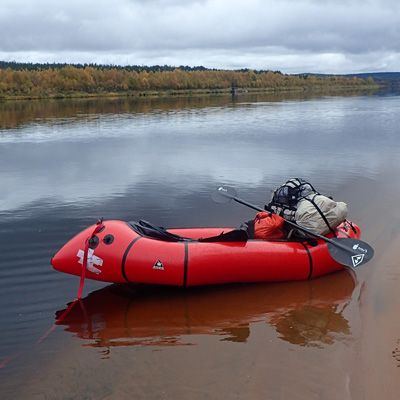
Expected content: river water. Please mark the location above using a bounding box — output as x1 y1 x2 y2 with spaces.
1 90 399 399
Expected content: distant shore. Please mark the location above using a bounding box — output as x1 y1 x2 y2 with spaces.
0 64 382 101
0 85 383 102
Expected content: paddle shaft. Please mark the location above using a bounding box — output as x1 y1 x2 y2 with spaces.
225 192 361 255
213 185 374 267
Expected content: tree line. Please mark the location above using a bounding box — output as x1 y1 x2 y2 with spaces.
0 61 212 73
0 62 374 98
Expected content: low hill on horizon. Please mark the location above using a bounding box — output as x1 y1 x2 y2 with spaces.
345 72 400 82
302 71 400 82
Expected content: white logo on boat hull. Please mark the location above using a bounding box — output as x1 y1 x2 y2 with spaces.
77 248 103 274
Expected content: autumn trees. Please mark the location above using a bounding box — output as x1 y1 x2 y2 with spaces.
0 64 371 99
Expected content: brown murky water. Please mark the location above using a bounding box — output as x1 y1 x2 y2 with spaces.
349 172 400 399
1 91 399 399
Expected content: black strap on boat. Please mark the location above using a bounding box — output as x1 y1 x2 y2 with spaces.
129 219 249 243
304 194 337 237
198 224 249 242
121 236 141 283
246 220 255 239
128 220 195 242
183 242 189 287
299 241 314 280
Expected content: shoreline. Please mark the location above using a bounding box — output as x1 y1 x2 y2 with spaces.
0 84 382 102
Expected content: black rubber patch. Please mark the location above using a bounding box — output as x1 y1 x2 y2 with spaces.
103 234 114 245
88 236 99 249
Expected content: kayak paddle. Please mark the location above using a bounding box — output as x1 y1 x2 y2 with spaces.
212 185 374 268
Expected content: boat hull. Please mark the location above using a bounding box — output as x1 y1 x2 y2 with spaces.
51 220 361 286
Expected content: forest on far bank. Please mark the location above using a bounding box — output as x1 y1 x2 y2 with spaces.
0 62 376 99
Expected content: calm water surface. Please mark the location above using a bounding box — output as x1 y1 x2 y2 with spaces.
1 90 400 399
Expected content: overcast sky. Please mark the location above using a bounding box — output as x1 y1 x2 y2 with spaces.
1 0 399 74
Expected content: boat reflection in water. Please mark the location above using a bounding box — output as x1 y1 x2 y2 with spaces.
56 269 357 348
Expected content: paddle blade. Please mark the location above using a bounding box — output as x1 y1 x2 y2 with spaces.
212 186 237 204
327 238 374 268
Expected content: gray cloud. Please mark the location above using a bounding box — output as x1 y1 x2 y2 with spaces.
1 0 399 73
